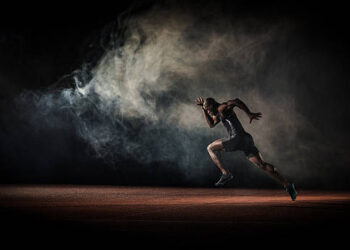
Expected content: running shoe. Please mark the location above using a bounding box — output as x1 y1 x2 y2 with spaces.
286 183 298 201
215 172 234 187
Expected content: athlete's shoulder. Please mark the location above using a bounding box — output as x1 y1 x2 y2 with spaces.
218 100 235 111
226 99 238 106
217 103 227 113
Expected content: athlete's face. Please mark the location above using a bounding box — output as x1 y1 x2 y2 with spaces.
204 103 216 114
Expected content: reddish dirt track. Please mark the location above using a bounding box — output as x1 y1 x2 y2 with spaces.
1 185 349 246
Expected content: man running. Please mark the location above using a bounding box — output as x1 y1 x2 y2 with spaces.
196 97 297 201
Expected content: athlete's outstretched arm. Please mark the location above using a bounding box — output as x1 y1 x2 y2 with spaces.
196 97 220 128
228 98 262 123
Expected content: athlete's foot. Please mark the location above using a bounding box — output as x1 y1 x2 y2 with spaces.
215 172 234 187
286 183 298 201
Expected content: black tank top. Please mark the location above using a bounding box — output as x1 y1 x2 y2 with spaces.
219 111 246 137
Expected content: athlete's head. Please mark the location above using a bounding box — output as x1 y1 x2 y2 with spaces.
204 97 219 113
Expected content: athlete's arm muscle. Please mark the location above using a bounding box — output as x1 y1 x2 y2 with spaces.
230 98 251 115
202 108 220 128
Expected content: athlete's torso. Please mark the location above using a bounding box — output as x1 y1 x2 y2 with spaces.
218 109 246 137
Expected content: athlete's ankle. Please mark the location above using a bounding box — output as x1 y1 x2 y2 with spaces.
222 170 231 175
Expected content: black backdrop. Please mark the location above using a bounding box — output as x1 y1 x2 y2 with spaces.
1 0 349 188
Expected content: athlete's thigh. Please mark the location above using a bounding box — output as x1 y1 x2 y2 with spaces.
208 138 225 151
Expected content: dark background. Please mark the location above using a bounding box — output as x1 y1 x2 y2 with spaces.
1 0 349 187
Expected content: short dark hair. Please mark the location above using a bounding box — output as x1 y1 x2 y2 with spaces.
205 97 219 107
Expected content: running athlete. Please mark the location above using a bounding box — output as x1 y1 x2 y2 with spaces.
196 97 297 201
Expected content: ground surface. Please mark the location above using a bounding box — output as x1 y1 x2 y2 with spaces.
1 185 349 247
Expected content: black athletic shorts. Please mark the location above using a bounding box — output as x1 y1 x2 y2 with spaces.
221 133 259 158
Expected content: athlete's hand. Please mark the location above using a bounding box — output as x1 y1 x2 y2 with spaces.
195 97 204 107
248 112 262 123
